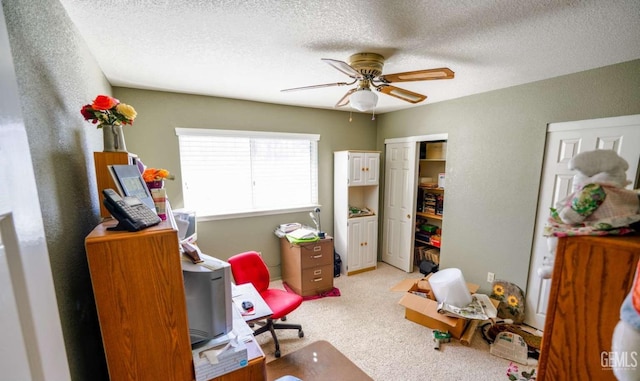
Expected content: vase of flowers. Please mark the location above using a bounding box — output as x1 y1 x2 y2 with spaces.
102 124 127 152
143 168 174 191
81 95 137 152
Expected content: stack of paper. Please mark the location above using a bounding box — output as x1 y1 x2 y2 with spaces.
286 228 319 243
287 228 316 239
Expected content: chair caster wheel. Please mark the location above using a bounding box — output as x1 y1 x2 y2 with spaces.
299 330 304 338
275 350 281 358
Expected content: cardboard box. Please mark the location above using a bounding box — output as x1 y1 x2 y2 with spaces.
391 276 480 339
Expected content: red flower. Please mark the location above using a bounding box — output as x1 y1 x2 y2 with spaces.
80 104 93 119
92 95 118 110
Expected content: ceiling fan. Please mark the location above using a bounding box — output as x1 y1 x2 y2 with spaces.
281 52 454 112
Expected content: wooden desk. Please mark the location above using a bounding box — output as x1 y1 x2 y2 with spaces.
266 340 373 381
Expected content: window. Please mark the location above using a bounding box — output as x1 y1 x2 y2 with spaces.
176 128 319 219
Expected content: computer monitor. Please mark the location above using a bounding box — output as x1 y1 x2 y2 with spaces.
108 164 155 211
173 208 197 244
181 255 233 348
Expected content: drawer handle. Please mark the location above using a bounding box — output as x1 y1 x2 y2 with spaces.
312 254 323 259
314 269 322 275
313 277 323 282
313 246 322 252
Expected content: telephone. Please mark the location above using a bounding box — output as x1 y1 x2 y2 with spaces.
103 188 162 232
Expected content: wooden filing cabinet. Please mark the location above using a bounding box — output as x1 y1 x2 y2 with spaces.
85 218 194 380
280 237 334 296
537 235 640 381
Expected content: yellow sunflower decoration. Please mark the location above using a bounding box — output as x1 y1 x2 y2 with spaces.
490 280 525 323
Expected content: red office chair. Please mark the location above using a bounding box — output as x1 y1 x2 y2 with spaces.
228 251 304 357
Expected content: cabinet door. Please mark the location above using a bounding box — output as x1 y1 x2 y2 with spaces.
364 153 379 185
348 153 365 186
347 219 364 271
363 217 378 268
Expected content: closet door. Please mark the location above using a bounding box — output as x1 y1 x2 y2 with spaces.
381 142 417 272
525 114 640 330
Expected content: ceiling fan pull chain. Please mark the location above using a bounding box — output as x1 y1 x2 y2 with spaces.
371 108 376 121
349 110 353 122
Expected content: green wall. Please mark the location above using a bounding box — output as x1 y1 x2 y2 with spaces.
376 59 640 292
114 87 377 276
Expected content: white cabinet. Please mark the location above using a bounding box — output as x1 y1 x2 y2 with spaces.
334 151 380 275
348 152 379 186
347 216 378 271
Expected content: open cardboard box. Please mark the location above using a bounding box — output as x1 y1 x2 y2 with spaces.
392 274 496 339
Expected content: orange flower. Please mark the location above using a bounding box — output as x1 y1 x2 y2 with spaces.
92 95 118 110
143 168 174 182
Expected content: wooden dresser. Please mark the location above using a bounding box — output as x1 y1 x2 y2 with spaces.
85 218 194 380
280 236 334 296
86 218 266 381
537 235 640 381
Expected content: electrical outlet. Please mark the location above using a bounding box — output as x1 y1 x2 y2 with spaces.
487 272 495 283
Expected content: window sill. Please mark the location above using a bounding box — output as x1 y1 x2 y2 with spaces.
197 204 321 221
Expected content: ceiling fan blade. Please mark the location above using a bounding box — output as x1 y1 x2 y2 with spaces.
281 81 352 92
378 68 454 83
335 88 357 108
378 85 427 104
322 58 362 79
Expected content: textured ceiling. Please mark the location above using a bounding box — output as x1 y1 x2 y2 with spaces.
58 0 640 114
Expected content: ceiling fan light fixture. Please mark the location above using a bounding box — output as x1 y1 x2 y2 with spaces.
350 88 378 112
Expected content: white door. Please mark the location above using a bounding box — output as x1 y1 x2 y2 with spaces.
0 6 70 380
382 142 418 272
364 153 380 185
347 218 363 272
348 153 365 186
363 217 378 269
525 115 640 330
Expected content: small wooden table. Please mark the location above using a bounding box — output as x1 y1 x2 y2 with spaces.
266 340 373 381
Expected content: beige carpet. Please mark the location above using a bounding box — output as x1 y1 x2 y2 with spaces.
256 262 526 381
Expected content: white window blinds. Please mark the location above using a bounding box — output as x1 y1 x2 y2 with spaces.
175 128 319 218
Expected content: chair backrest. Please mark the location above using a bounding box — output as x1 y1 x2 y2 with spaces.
228 251 270 292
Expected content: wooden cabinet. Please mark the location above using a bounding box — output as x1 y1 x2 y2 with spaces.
93 151 138 218
334 151 380 276
280 236 334 296
86 217 267 381
537 235 640 381
85 218 194 380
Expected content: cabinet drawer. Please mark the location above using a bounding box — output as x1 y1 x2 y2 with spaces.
300 264 334 295
298 240 333 268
